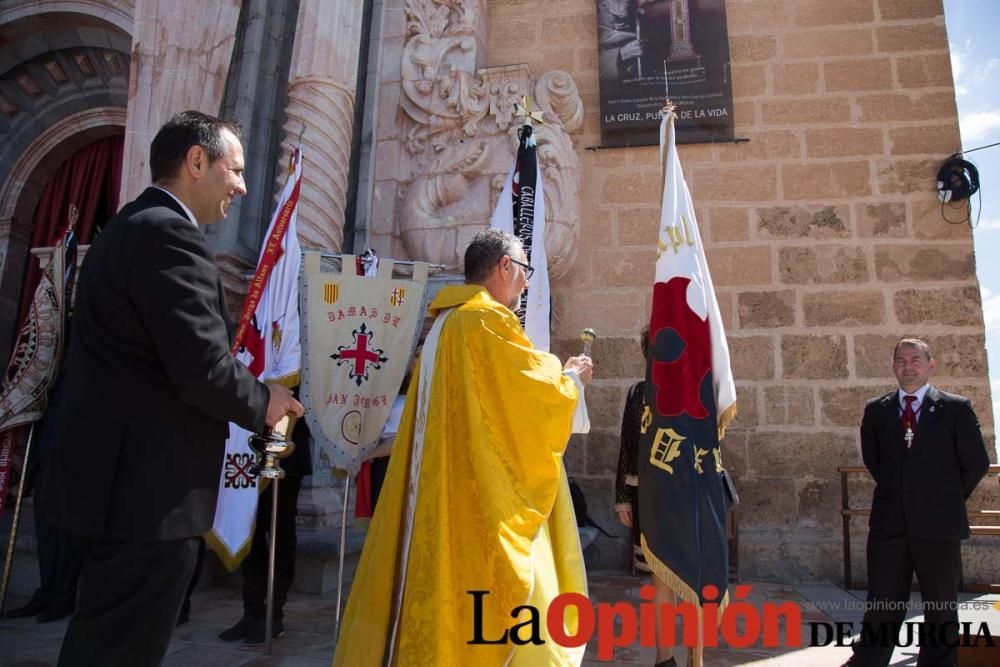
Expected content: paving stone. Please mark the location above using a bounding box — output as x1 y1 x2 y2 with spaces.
1 577 997 666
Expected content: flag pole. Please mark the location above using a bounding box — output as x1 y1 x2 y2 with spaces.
251 415 292 655
0 424 35 614
264 473 280 654
333 473 351 642
662 60 674 116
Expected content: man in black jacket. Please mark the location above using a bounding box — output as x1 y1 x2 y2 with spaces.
38 111 303 667
845 337 990 667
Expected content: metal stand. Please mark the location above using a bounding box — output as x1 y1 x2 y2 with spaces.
333 474 351 644
0 424 34 615
250 421 290 656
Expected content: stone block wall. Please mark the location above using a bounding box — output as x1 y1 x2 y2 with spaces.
487 0 997 583
365 0 996 583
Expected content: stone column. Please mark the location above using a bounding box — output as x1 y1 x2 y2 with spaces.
276 0 366 253
119 0 242 203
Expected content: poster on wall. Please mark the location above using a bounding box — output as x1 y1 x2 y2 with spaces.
596 0 735 146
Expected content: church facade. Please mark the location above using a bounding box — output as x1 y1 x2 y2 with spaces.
1 0 995 583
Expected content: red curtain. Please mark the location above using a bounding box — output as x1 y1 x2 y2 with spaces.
15 135 124 330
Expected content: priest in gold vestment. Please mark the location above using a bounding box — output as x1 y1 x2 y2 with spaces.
333 230 593 666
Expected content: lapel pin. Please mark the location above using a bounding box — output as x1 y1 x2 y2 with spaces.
929 406 935 413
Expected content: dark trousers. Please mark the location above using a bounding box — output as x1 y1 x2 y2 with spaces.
29 510 82 612
370 456 389 513
850 533 961 667
241 475 302 619
179 537 206 619
57 536 199 667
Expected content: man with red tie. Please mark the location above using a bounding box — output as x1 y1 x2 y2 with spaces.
845 338 990 667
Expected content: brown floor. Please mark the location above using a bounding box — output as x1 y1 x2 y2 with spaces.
1 574 997 666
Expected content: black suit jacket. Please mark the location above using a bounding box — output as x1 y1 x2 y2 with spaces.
38 188 269 542
861 386 989 542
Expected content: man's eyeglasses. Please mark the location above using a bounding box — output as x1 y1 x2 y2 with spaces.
507 257 535 280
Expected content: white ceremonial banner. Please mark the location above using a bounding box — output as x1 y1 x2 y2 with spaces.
491 139 551 352
207 147 302 570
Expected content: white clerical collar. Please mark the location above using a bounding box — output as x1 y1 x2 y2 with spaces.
152 186 199 226
898 384 929 405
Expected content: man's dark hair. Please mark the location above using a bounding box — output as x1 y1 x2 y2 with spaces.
464 229 521 283
149 110 242 183
894 337 933 361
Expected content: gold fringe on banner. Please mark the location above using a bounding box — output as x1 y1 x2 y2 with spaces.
717 403 737 441
640 533 730 667
204 529 252 573
204 479 273 572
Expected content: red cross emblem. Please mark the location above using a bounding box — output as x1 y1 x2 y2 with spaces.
224 453 257 489
239 314 266 377
331 323 388 386
390 287 405 307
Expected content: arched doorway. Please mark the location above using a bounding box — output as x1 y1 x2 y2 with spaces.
0 5 131 364
12 135 124 339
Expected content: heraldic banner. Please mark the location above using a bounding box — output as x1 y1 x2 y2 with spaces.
301 254 428 474
638 110 737 617
206 147 302 570
0 228 77 516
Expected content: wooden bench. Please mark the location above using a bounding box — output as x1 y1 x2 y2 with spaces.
839 464 1000 593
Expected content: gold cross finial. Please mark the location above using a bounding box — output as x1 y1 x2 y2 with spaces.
514 95 545 126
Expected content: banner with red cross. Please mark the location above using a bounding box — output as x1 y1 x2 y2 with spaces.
206 146 303 571
301 253 429 474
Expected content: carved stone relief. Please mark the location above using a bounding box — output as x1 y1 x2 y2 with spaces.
395 0 584 278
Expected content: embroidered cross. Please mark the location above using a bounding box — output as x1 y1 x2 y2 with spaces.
331 323 388 386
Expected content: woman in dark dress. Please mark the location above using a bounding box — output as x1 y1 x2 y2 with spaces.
615 375 647 574
615 327 690 667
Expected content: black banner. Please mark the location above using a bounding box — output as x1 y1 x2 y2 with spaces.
511 125 537 323
596 0 735 146
638 279 731 607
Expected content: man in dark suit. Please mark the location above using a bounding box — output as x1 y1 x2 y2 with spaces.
846 337 990 667
37 110 304 667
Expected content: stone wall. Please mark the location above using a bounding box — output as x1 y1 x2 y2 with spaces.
484 0 997 582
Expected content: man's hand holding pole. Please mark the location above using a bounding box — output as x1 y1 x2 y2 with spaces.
264 383 304 428
564 356 593 386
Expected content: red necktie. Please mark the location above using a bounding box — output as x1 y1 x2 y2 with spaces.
901 395 917 439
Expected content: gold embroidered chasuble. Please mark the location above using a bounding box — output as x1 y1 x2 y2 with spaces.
333 285 587 666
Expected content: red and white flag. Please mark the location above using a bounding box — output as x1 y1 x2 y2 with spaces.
638 111 737 619
206 147 303 570
649 111 736 432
